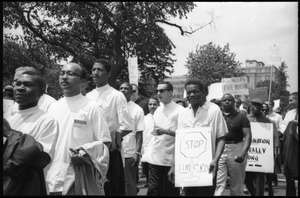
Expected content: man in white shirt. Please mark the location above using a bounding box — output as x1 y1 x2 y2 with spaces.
86 58 133 196
141 96 160 187
168 78 227 196
119 82 145 195
280 92 298 133
11 66 56 114
3 85 14 119
146 81 185 196
6 70 59 194
46 62 111 195
7 70 58 163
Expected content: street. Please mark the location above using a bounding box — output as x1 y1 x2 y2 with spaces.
137 165 298 196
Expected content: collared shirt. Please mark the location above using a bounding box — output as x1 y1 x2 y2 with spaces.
247 113 279 148
266 111 282 132
7 105 59 160
223 110 250 142
11 93 57 114
177 101 228 159
146 101 185 166
122 101 145 158
86 84 133 132
3 99 14 119
46 94 111 193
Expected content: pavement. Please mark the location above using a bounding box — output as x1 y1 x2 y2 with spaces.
136 164 298 196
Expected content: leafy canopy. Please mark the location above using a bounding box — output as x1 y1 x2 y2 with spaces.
185 42 244 87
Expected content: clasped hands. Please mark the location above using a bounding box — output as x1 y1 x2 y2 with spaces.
69 148 87 166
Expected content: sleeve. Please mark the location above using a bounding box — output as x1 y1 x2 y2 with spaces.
92 106 112 143
213 107 228 139
241 114 251 128
136 108 145 132
272 121 280 148
116 94 133 132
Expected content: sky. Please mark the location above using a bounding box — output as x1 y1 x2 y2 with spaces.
159 2 298 93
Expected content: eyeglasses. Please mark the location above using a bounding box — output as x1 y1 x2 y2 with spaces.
132 90 137 93
156 89 169 94
59 70 82 78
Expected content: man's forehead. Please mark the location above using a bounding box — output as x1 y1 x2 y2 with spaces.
16 74 37 83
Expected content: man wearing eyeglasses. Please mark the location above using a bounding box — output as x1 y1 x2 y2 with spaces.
46 62 112 195
86 59 133 196
146 81 184 196
167 78 227 196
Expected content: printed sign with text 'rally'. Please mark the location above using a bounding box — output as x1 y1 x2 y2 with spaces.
221 76 249 95
246 122 274 173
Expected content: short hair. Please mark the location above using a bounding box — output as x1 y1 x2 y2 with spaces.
67 62 87 80
158 81 173 92
147 96 159 105
20 70 46 93
120 82 133 92
94 59 112 73
14 66 37 80
131 83 138 89
184 78 208 96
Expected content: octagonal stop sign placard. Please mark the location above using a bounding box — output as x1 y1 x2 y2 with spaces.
180 132 207 158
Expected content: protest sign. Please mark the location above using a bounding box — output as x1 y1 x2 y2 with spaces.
175 127 213 187
206 82 223 101
249 87 268 102
246 122 274 173
128 56 139 85
221 76 249 95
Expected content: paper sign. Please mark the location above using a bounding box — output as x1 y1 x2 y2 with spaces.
206 82 223 101
221 76 249 95
246 122 274 173
175 127 213 187
128 57 139 86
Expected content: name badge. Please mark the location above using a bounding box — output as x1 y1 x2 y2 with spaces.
74 119 87 125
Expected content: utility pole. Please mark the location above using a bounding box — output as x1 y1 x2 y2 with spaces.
268 44 281 102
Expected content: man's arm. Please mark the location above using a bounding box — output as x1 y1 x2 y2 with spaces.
133 131 143 166
209 136 225 175
235 127 251 163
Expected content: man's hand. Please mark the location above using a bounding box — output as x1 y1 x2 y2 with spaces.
69 148 87 166
151 126 167 136
109 130 123 152
209 159 218 175
168 164 175 184
132 153 140 166
234 153 246 163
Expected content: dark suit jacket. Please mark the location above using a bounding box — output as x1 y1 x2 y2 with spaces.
3 130 51 195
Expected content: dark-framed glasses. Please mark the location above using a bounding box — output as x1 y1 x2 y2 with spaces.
156 89 169 94
59 70 82 78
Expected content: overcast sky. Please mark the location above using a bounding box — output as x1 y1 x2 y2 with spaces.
160 2 298 93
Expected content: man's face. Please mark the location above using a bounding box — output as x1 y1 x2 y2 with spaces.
130 85 139 101
222 94 235 112
262 104 269 116
156 84 172 105
13 74 42 106
119 83 132 101
59 64 83 96
148 98 159 114
288 94 298 110
186 84 204 107
250 102 262 115
91 63 110 87
235 99 241 109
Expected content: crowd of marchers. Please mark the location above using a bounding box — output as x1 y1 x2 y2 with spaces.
3 59 298 196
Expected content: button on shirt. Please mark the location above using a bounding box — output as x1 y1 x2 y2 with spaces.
177 101 228 159
147 101 184 166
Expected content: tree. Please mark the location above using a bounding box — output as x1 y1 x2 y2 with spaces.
3 39 61 99
3 2 211 88
185 42 244 87
276 62 290 96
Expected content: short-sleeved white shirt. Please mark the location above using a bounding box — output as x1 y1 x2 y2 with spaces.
46 94 111 193
86 84 133 132
7 105 59 160
122 101 145 158
141 113 155 162
280 109 298 134
177 101 228 159
146 101 185 166
3 99 14 119
267 111 283 131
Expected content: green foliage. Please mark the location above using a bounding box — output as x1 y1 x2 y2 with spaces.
3 2 196 89
256 80 281 100
185 42 244 87
276 62 290 96
3 39 61 99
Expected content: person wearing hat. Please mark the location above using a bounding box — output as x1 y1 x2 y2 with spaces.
3 85 15 119
244 98 280 196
